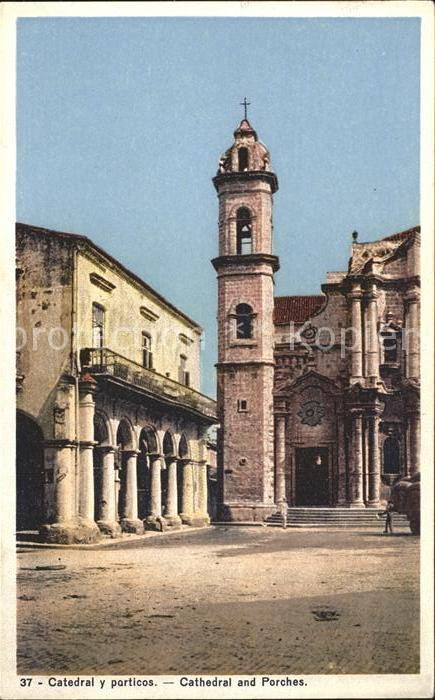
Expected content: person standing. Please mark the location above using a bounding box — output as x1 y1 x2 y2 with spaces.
381 500 395 534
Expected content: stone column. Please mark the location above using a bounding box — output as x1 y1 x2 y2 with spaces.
40 442 100 544
336 411 347 505
349 409 365 508
164 458 181 525
147 455 163 520
78 380 99 538
44 443 76 523
407 410 420 475
196 461 210 525
364 284 380 386
367 413 381 507
404 289 420 381
274 414 287 504
180 460 194 524
362 417 369 504
349 284 363 383
95 446 121 536
121 450 143 534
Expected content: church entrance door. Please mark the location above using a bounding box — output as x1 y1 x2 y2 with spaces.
295 447 329 506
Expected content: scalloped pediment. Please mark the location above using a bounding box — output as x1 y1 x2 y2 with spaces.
274 370 341 396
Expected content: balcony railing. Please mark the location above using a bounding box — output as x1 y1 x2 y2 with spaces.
80 347 217 420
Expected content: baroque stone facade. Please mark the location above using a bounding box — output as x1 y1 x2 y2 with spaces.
213 119 420 521
16 224 217 543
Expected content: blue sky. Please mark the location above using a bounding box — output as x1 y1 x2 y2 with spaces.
16 17 420 397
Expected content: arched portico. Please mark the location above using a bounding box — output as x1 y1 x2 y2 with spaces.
116 418 143 534
162 431 181 526
93 412 120 537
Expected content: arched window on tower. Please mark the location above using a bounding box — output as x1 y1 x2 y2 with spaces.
238 147 249 172
235 303 254 339
236 208 252 255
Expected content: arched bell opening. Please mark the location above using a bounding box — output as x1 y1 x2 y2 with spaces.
236 207 252 255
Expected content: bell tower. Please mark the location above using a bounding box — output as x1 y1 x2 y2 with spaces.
212 111 279 522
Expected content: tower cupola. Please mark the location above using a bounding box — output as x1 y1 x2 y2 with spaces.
214 118 278 193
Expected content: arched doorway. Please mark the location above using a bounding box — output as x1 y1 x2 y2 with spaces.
116 419 134 520
383 437 400 475
16 412 44 530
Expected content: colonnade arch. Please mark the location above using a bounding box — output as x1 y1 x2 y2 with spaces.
74 393 209 536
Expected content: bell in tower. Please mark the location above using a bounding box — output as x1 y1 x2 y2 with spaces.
212 105 279 523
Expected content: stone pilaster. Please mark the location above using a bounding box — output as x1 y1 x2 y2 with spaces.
336 411 347 505
366 412 381 507
404 288 420 381
349 409 365 508
95 446 121 537
274 414 286 504
195 461 210 526
407 409 420 475
364 284 380 386
349 284 363 383
121 449 143 534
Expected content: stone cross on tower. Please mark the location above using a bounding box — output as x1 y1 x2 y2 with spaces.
240 97 251 120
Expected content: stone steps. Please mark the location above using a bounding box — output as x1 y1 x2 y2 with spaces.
265 508 409 528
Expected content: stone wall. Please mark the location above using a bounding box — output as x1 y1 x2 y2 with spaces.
77 250 202 390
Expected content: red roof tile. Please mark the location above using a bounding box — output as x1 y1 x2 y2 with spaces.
274 295 325 324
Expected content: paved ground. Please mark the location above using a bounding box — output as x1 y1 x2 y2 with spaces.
17 525 419 675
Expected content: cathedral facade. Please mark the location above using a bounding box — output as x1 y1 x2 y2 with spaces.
213 118 420 522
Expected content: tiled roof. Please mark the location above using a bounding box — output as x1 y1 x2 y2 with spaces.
274 295 325 325
381 226 420 242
